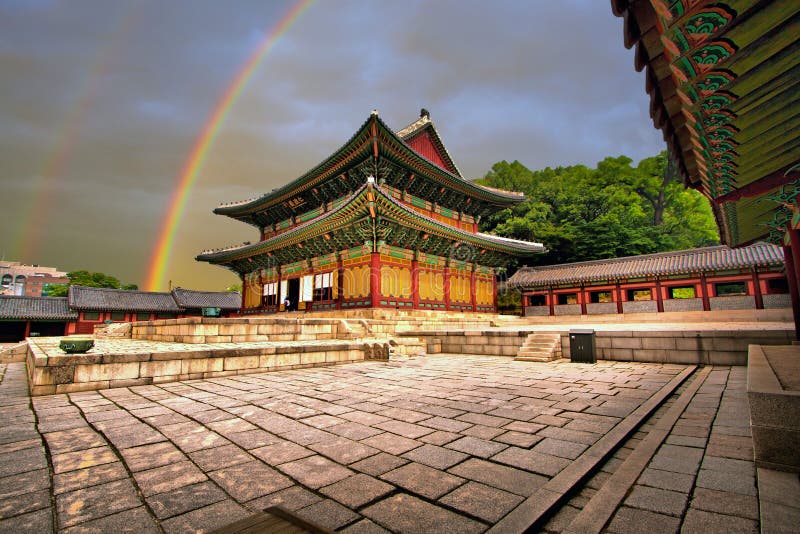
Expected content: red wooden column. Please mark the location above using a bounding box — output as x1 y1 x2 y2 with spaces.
752 270 764 309
548 287 555 316
240 275 247 310
655 278 664 312
336 257 344 310
579 285 587 315
699 272 711 311
276 266 283 312
782 244 800 340
370 252 381 308
258 270 264 308
444 264 452 310
411 258 420 309
790 230 800 290
470 267 477 312
492 273 498 312
24 321 31 338
615 280 623 314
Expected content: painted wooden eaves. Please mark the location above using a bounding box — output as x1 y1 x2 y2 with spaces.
611 0 800 247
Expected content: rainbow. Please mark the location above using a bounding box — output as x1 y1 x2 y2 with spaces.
143 0 315 291
16 6 143 262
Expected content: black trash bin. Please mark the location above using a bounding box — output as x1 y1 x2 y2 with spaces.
569 329 596 363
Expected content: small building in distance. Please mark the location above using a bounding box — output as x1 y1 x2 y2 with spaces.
67 286 241 334
170 287 241 317
508 242 788 317
0 261 68 297
197 110 544 314
0 296 77 342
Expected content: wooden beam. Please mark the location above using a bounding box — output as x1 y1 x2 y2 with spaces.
714 161 799 203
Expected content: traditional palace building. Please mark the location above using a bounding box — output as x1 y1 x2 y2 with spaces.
509 242 788 317
198 111 544 313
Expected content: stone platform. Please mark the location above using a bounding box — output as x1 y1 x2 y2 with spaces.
25 337 390 396
406 322 794 365
747 344 800 473
2 355 796 532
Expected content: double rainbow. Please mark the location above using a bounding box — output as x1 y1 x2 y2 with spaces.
143 0 314 291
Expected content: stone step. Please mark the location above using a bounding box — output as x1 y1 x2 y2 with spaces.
516 332 561 362
514 355 554 362
516 349 552 357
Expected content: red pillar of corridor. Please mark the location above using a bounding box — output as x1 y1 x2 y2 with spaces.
785 229 800 340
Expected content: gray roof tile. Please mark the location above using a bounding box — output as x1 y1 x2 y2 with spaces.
508 243 784 287
68 286 183 312
0 296 77 320
171 288 240 310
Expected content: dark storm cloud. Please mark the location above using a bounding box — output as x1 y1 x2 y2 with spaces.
0 1 664 290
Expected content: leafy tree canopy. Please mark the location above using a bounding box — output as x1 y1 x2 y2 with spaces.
477 152 719 275
46 270 139 297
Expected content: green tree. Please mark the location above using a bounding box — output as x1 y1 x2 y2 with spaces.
477 152 719 274
46 270 139 297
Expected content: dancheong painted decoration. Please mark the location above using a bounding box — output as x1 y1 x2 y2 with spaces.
610 0 800 249
197 110 544 313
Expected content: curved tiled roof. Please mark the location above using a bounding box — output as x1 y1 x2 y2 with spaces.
198 183 544 264
213 112 525 221
508 242 783 288
68 286 183 312
0 296 77 320
171 288 240 310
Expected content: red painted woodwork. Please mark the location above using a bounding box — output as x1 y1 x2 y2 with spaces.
714 162 800 203
548 287 555 316
443 265 451 310
783 245 800 339
405 131 456 174
411 260 420 309
579 286 587 315
752 271 764 309
699 272 711 311
370 253 381 308
470 269 477 311
615 281 623 314
336 260 344 310
655 278 664 313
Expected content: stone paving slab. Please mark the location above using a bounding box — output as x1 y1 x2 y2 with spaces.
0 355 795 532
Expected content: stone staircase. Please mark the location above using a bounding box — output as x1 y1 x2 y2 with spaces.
514 332 561 362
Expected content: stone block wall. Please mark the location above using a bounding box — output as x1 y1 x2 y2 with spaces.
621 301 657 313
663 298 704 312
559 328 793 365
586 303 617 315
747 344 800 472
709 295 755 310
555 304 581 316
406 327 793 366
25 338 369 396
131 317 340 343
407 330 531 357
524 306 550 316
763 294 791 309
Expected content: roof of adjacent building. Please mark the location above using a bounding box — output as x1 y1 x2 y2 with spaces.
610 1 800 247
508 242 784 288
171 287 241 310
69 286 185 312
0 296 77 320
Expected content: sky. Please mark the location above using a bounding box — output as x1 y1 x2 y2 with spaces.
0 0 666 292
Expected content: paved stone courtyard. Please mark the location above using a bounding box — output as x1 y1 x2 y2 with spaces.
0 355 768 532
